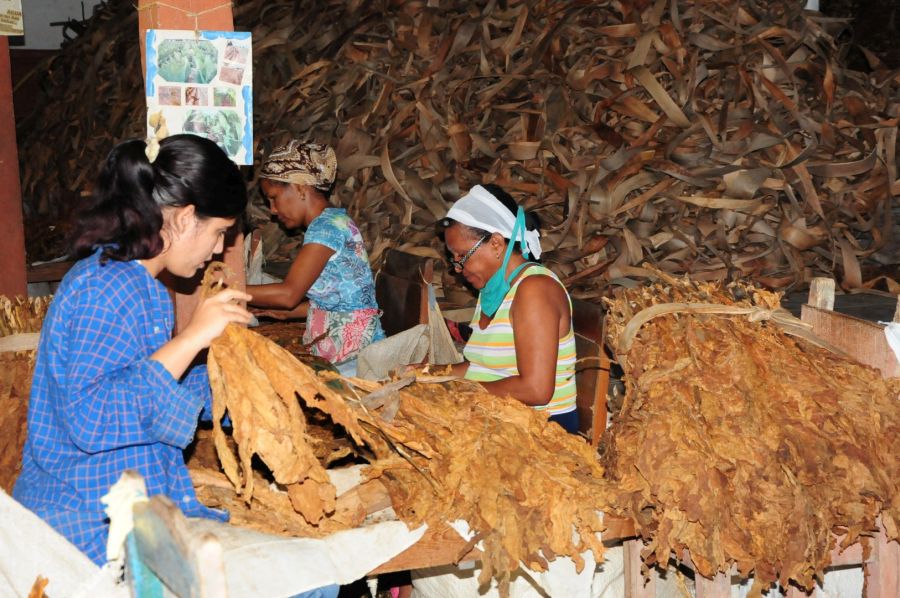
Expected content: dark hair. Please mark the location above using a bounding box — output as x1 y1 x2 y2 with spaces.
70 134 247 262
440 183 541 246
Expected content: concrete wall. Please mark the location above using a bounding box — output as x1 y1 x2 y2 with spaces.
19 0 104 49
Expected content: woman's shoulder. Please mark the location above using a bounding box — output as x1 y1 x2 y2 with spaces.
311 207 351 227
59 252 153 308
513 265 569 302
517 263 564 286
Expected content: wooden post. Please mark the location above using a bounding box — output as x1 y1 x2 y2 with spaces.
624 538 656 597
694 572 731 598
137 0 246 331
807 277 835 311
0 36 27 298
866 517 900 598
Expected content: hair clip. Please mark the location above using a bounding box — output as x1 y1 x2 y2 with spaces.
145 137 161 164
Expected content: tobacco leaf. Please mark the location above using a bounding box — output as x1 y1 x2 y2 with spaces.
207 322 377 525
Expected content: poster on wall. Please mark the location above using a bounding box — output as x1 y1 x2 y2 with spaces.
0 0 24 36
145 30 253 165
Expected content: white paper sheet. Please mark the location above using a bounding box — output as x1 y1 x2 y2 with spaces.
0 0 23 36
1 484 424 598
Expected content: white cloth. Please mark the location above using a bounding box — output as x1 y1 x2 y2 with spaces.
412 519 600 597
187 518 425 596
0 476 425 598
446 185 543 259
882 322 900 364
101 471 148 562
0 489 128 598
411 535 625 598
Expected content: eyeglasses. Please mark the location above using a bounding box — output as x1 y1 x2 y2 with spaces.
449 234 490 271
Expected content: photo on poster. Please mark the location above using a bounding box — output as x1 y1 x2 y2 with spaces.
158 86 182 106
213 87 237 107
185 87 208 106
145 30 253 165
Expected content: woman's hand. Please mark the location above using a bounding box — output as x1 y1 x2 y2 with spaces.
182 289 253 349
251 301 309 321
151 289 252 380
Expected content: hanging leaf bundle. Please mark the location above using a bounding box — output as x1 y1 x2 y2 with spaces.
206 323 375 526
16 0 899 295
601 271 900 595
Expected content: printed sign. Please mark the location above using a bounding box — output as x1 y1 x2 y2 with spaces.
0 0 24 36
145 30 253 165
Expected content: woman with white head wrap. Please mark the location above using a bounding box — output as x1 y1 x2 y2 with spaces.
247 140 384 372
441 184 578 433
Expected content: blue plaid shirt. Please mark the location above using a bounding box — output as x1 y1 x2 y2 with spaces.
14 250 226 565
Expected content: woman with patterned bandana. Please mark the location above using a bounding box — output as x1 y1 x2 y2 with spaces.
247 140 384 374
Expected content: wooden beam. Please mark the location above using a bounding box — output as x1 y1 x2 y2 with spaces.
694 572 731 598
26 260 75 284
0 36 27 298
138 0 235 73
136 0 245 332
130 494 227 597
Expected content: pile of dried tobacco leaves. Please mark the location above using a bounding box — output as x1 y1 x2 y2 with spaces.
201 321 612 589
0 296 52 492
601 270 900 594
16 0 900 294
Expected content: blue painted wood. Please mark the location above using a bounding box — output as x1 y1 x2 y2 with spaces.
126 531 165 598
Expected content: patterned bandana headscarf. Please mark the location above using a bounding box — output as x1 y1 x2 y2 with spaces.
259 140 337 191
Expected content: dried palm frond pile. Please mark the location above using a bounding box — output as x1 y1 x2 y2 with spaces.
601 271 900 595
200 320 613 589
0 296 52 492
17 0 900 294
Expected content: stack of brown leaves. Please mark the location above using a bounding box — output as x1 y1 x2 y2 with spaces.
0 296 52 492
601 271 900 594
202 321 612 589
16 0 900 293
206 324 375 526
349 375 610 587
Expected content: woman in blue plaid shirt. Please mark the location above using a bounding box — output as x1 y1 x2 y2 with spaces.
13 135 254 564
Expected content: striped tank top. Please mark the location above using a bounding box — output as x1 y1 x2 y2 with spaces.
464 264 577 415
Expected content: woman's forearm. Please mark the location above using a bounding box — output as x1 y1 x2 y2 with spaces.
247 282 302 309
479 374 554 406
150 334 206 380
249 243 334 309
449 360 469 377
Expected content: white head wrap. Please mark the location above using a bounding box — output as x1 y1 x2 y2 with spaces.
445 185 543 259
